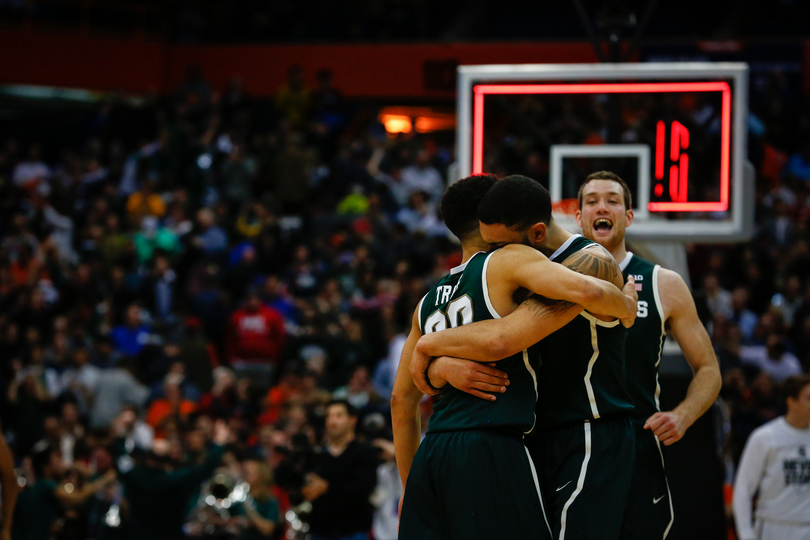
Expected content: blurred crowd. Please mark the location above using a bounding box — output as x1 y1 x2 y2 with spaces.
0 65 455 540
0 62 809 540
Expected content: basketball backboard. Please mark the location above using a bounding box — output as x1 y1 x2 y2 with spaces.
456 63 753 242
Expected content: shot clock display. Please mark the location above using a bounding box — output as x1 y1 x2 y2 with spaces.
456 63 753 242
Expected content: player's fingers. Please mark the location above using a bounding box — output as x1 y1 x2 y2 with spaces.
645 416 664 431
661 433 679 446
470 382 507 393
471 373 509 386
465 389 497 401
475 364 509 379
653 423 674 437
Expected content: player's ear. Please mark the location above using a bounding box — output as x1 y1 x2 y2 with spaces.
575 209 583 228
530 222 547 245
625 208 635 227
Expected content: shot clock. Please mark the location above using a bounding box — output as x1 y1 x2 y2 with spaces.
456 63 753 242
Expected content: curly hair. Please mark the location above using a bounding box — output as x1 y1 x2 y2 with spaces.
440 174 498 240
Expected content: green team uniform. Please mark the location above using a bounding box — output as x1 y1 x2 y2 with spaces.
618 252 674 540
526 234 636 540
399 251 552 540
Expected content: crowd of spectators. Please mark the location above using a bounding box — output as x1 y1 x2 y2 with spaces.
0 65 453 539
0 60 809 540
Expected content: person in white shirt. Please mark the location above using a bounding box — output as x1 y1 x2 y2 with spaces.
733 374 810 540
740 334 803 383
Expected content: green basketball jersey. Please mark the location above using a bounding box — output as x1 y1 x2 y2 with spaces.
619 252 667 425
534 235 634 430
419 251 541 435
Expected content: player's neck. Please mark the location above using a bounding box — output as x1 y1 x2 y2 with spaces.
784 412 810 430
461 238 489 263
610 242 629 265
539 221 573 256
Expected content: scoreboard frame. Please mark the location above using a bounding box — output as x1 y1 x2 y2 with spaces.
456 62 753 242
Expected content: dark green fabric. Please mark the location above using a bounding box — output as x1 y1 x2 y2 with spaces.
528 417 635 540
535 235 633 430
399 430 551 540
12 479 59 540
233 497 281 540
622 253 667 425
620 427 673 540
419 251 541 435
114 441 224 540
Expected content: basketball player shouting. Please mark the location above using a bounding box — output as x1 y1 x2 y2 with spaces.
392 174 637 540
414 171 721 540
412 175 638 540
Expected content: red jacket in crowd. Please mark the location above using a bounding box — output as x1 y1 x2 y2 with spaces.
226 304 286 363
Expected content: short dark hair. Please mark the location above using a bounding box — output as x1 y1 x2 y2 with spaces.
440 174 498 240
33 446 56 477
326 398 357 418
578 171 633 210
478 175 552 230
783 374 810 404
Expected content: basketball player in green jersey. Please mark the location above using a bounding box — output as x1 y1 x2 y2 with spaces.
575 171 721 539
410 176 638 540
392 174 637 540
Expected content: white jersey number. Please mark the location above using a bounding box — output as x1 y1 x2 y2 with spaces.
424 295 473 334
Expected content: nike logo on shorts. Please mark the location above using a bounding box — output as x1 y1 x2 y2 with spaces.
653 495 665 504
556 481 572 492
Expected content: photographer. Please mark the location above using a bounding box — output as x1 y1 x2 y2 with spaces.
112 420 232 540
303 399 377 540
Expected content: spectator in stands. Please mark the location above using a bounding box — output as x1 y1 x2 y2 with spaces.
12 144 49 189
110 303 152 357
400 150 444 203
740 333 803 383
192 207 228 257
226 289 286 383
112 421 232 540
304 400 377 540
233 458 280 539
89 358 149 430
12 446 116 540
701 272 734 320
146 374 198 439
731 287 759 343
275 65 311 127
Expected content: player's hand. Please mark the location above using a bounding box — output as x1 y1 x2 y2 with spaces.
644 410 689 446
410 345 439 396
435 357 509 401
620 275 638 328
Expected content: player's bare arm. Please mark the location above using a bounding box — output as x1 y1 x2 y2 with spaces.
391 308 426 489
411 249 637 396
643 268 722 446
0 434 18 540
487 243 635 324
391 308 513 480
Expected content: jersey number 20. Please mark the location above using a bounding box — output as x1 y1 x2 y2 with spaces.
424 295 473 334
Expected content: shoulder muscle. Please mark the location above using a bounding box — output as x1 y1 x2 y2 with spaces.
657 268 693 321
560 245 623 287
